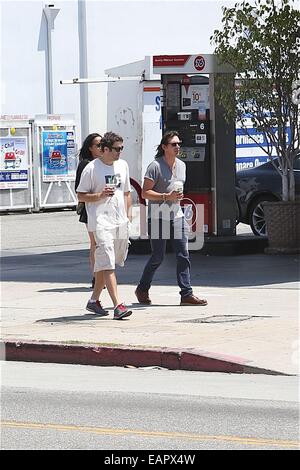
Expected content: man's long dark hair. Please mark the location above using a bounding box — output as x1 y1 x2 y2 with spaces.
78 133 102 161
155 130 180 158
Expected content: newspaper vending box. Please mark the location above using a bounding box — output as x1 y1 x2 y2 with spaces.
0 115 34 211
33 114 78 211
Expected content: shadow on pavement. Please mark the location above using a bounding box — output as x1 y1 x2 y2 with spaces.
1 249 299 288
36 314 111 323
36 305 147 323
38 287 94 293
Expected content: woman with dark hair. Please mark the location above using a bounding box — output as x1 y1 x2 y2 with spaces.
75 133 102 288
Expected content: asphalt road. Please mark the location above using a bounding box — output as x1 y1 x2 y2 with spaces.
1 362 299 451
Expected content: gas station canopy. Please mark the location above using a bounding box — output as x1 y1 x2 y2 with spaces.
153 54 234 75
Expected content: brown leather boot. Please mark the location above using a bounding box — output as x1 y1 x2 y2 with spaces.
180 294 208 306
135 287 152 305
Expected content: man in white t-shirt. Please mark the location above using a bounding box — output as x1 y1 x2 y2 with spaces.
77 132 133 320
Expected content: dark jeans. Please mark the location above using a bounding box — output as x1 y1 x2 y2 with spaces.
138 218 193 298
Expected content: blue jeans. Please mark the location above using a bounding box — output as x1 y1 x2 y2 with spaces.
138 218 193 298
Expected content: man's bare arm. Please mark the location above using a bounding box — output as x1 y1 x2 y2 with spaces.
124 191 132 222
142 178 182 202
77 187 114 203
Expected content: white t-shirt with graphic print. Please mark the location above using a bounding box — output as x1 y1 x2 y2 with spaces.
76 158 131 232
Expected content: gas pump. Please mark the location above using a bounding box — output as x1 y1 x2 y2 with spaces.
153 54 236 237
161 73 212 233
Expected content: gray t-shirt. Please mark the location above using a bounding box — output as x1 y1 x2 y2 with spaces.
144 157 186 220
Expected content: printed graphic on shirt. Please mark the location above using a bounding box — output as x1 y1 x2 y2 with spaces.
105 174 121 187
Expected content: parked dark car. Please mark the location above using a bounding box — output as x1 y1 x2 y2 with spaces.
236 154 300 236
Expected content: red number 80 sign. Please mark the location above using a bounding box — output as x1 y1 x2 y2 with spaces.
194 56 205 71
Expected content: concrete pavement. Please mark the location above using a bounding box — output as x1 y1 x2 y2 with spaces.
1 210 299 375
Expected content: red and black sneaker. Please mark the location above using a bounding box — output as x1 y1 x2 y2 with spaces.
113 303 132 320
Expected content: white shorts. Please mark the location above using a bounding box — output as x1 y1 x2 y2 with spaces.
93 223 129 272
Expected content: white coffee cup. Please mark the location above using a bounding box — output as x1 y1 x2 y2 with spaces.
173 181 183 194
105 183 116 190
105 183 116 196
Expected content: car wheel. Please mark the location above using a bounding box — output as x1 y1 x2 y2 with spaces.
249 195 277 236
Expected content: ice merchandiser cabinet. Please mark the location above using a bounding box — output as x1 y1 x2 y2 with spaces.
153 54 236 236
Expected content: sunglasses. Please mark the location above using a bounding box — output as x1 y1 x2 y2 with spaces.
95 143 102 148
111 146 124 152
168 142 182 147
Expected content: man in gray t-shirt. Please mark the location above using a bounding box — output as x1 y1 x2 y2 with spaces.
145 156 185 221
135 130 208 307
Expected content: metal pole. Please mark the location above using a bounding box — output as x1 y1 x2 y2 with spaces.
44 8 52 113
60 78 118 84
78 0 89 140
43 5 60 114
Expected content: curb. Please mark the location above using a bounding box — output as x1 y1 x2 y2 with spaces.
2 341 287 375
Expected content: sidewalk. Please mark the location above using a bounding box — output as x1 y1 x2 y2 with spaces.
1 211 299 375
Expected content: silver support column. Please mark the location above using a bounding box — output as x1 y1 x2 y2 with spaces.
43 5 60 114
210 73 236 236
78 0 89 140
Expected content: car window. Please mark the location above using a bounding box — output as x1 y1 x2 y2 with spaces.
294 155 300 170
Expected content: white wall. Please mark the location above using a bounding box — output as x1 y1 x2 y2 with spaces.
0 0 235 144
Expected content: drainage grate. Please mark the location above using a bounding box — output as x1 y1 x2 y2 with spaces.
178 315 269 324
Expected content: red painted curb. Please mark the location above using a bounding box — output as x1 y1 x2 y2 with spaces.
2 341 285 375
180 351 244 373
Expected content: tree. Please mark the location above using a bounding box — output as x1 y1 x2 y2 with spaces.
211 0 300 202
